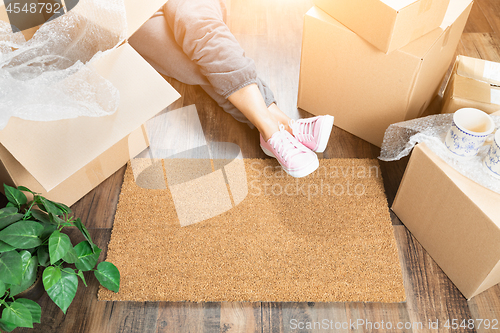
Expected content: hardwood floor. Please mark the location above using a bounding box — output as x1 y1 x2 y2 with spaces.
8 0 500 332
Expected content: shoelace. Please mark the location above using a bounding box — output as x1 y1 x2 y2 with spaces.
268 124 308 162
289 118 315 142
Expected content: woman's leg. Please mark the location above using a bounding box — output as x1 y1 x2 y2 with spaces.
131 0 321 177
129 10 285 130
227 84 278 140
163 0 294 138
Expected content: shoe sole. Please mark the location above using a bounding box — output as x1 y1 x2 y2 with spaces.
260 145 319 178
315 115 334 153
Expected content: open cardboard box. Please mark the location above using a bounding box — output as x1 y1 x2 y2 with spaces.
442 55 500 114
392 142 500 300
298 0 473 147
0 0 181 205
313 0 450 53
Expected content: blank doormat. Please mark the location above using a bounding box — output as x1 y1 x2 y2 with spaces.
98 158 406 303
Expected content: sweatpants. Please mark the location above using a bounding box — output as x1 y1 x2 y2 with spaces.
128 0 277 128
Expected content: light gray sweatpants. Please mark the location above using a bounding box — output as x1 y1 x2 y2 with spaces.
128 0 276 128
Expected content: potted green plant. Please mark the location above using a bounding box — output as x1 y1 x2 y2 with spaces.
0 184 120 332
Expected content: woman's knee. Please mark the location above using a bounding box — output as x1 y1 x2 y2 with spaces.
163 0 227 31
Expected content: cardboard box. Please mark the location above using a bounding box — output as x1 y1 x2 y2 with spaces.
313 0 451 53
442 56 500 114
297 0 473 147
0 0 181 206
392 143 500 300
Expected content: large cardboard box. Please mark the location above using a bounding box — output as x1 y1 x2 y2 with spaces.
442 56 500 114
298 0 473 147
313 0 451 53
392 143 500 300
0 0 181 206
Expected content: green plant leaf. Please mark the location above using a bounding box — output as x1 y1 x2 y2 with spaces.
76 270 87 287
0 280 5 296
48 213 65 226
9 252 38 297
42 266 61 291
0 318 18 332
0 208 23 230
95 262 120 293
73 219 95 252
62 245 78 264
54 202 71 215
0 251 22 285
37 246 49 267
39 198 65 217
74 241 101 271
17 186 33 193
48 231 72 265
46 269 78 314
15 299 41 324
0 221 43 249
2 301 33 328
3 185 27 209
5 202 16 208
30 210 51 225
0 207 17 216
39 222 57 242
0 240 15 253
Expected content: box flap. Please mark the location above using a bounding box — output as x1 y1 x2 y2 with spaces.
380 0 419 11
0 1 8 23
123 0 166 39
456 55 500 86
399 0 472 59
0 44 180 191
1 0 166 39
441 0 473 29
454 75 500 105
472 259 500 299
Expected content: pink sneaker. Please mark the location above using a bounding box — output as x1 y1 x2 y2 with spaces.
289 115 334 153
260 124 319 178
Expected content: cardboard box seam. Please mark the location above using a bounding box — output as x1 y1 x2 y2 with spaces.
403 61 425 120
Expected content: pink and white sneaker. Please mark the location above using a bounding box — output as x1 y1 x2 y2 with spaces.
289 115 334 153
260 124 319 178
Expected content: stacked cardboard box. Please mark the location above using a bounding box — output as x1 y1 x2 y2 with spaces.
314 0 451 53
0 0 181 205
298 0 473 147
442 55 500 114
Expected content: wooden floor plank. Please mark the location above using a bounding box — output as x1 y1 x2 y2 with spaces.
475 0 500 35
155 302 221 333
227 0 267 35
463 2 494 33
468 286 500 333
459 33 500 61
220 302 262 333
393 225 475 333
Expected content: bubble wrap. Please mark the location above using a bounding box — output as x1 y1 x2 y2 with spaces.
0 0 127 130
379 114 500 195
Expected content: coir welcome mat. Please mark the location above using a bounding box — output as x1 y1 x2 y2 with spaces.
98 158 406 303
